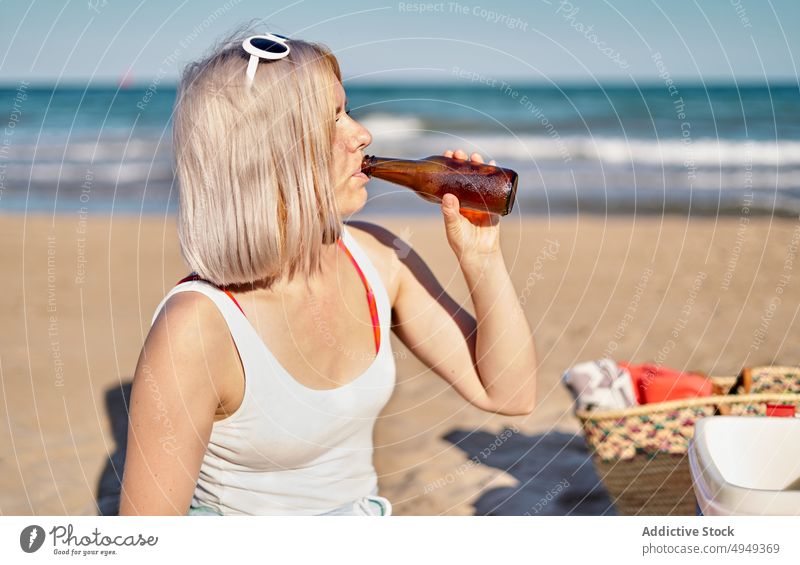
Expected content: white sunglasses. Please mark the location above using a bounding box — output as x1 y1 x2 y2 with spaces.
242 33 290 85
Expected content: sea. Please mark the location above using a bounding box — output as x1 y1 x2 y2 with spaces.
1 81 799 216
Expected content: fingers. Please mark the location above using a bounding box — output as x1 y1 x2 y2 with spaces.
441 193 460 219
443 149 469 160
442 193 459 208
443 149 495 165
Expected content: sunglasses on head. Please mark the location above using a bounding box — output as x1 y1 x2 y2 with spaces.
242 33 290 85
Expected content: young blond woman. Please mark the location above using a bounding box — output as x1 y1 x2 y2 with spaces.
119 30 537 516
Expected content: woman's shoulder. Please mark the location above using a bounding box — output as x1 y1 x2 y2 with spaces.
154 286 227 334
147 289 243 398
144 290 244 415
152 289 240 361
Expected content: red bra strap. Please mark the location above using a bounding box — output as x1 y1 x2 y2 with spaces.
337 238 381 355
176 274 246 317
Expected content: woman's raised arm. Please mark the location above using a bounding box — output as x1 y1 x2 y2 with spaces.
390 224 538 416
352 149 537 417
119 292 234 515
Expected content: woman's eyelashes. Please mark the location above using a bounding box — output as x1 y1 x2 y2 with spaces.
335 107 352 123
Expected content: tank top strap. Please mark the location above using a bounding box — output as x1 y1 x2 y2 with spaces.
337 239 380 355
339 226 391 354
149 279 258 368
176 273 246 316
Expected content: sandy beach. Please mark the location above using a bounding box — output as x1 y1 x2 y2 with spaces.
2 211 799 516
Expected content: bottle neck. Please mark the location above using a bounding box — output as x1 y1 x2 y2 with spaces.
360 155 416 177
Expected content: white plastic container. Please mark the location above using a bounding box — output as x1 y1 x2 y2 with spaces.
689 416 800 515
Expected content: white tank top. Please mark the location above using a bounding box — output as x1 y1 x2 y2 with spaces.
150 226 396 515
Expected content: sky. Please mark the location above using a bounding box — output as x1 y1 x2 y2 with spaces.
1 0 799 85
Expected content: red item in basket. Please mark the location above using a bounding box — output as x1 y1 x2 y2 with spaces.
766 404 796 417
619 362 713 404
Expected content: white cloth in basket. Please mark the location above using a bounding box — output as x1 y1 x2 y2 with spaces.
562 359 637 411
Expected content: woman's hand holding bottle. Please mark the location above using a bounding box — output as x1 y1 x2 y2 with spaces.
440 149 501 267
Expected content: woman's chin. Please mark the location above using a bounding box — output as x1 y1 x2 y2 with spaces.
338 191 368 217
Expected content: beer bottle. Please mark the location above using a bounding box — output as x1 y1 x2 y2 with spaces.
360 155 518 216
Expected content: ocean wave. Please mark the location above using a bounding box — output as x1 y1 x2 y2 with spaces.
367 133 800 168
11 123 800 170
4 161 173 185
7 129 800 211
358 114 427 139
535 136 800 167
5 137 171 163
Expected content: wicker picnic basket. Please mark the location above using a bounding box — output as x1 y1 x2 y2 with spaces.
576 366 800 516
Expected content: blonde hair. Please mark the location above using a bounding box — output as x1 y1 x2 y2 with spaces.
173 29 343 287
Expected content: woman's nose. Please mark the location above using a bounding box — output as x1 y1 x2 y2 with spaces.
351 122 372 152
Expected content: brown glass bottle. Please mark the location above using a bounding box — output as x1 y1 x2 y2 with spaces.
360 155 518 216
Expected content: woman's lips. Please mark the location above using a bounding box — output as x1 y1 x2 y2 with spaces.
351 171 369 181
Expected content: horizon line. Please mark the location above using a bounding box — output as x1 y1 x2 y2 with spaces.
2 77 799 89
